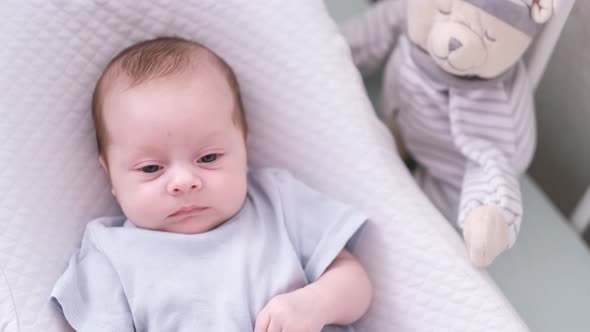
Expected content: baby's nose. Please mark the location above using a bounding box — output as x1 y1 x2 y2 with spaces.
167 169 202 194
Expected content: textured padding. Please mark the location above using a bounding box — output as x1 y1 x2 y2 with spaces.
0 1 527 331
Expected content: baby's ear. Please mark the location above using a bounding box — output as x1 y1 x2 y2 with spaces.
531 0 553 24
98 156 109 176
98 156 117 197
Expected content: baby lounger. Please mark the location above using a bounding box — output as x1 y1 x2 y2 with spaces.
0 0 541 331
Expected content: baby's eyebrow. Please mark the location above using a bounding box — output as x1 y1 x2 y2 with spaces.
197 130 230 143
132 145 162 156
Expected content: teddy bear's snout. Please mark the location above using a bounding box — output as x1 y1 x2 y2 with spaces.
448 37 463 52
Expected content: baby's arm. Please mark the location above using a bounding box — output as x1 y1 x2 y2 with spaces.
254 249 372 331
305 249 372 325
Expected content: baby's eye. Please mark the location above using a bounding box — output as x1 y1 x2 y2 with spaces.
140 165 163 173
198 153 219 163
439 9 451 15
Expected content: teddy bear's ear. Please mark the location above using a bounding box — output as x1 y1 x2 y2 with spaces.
531 0 553 24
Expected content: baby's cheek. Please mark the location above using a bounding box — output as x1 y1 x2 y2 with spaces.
224 173 248 211
121 188 160 227
208 171 243 209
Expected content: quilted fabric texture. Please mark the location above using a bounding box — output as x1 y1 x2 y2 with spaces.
0 0 528 331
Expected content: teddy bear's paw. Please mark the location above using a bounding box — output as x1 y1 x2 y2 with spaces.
462 206 510 268
531 0 553 24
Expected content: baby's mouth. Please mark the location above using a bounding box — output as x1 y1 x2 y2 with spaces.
169 206 209 218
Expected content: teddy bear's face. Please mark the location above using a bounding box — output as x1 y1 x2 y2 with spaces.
407 0 534 79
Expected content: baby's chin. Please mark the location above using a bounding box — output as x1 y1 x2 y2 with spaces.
126 214 228 235
158 217 228 235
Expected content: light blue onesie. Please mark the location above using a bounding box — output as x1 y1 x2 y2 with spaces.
51 168 367 332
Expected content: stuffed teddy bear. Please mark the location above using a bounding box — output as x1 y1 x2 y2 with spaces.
341 0 552 267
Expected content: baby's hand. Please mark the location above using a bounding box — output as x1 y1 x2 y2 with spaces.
254 287 327 332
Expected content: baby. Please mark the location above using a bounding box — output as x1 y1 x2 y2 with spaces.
51 37 372 332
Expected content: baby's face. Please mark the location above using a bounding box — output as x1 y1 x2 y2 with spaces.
100 65 248 234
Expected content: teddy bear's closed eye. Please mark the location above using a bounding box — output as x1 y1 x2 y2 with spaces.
484 30 497 42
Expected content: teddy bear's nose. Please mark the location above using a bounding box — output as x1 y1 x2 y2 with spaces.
448 37 463 52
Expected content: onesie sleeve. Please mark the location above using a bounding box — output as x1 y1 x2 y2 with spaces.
274 170 368 283
50 230 134 332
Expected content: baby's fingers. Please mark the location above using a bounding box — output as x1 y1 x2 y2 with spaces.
267 318 282 332
254 310 271 332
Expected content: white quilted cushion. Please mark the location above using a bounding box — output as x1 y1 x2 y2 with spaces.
0 0 528 331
